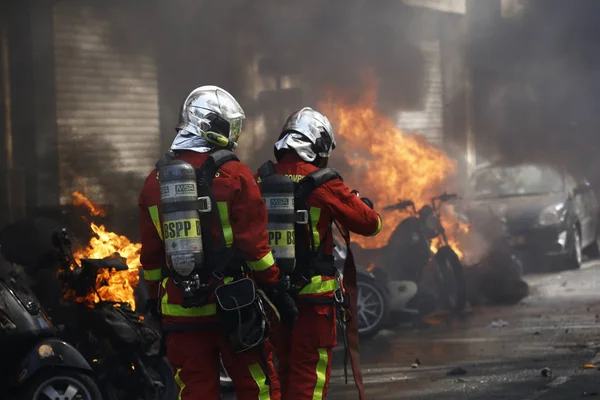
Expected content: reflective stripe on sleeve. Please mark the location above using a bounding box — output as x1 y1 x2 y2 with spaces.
310 207 321 248
247 251 275 272
248 363 271 400
312 348 329 400
367 215 383 237
143 268 162 282
298 275 339 295
148 205 163 240
217 201 233 248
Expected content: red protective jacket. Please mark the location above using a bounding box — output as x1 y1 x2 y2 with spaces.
256 152 382 300
139 150 280 327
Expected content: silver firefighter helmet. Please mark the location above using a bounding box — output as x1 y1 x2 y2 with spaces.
177 85 246 144
277 107 336 160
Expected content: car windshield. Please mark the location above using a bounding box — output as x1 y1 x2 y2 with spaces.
470 164 565 199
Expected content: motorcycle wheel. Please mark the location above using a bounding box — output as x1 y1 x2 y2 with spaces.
21 369 102 400
356 278 390 339
433 247 467 313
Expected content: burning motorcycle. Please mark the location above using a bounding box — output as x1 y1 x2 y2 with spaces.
0 262 102 400
355 193 467 321
383 193 467 312
52 229 177 400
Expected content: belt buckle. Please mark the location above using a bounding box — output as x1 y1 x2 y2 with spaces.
296 210 309 225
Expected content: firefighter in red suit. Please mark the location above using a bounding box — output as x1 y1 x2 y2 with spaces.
139 85 297 400
256 107 382 400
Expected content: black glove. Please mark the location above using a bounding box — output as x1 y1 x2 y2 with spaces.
361 197 374 209
144 298 160 318
265 282 298 326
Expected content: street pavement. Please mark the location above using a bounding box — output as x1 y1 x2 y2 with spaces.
226 260 600 399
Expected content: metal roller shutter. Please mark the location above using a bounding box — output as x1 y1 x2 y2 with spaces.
397 40 444 148
53 1 160 205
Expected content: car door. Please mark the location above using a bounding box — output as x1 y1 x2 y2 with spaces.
573 176 595 247
581 179 599 243
565 174 588 243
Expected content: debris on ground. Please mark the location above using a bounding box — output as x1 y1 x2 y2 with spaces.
411 363 419 369
534 331 541 335
489 319 509 328
411 359 421 368
583 364 597 369
447 367 467 376
541 367 553 377
454 378 467 383
582 392 598 396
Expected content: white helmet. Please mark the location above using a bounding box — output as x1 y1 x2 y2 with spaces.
177 85 245 148
274 107 336 162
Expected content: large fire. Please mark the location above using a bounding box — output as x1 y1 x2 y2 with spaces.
319 78 469 258
69 192 141 310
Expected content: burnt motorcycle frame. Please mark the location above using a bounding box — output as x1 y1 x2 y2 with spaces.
384 193 467 313
52 229 176 400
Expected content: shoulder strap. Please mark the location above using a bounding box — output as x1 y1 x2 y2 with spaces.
295 167 343 257
195 150 240 273
257 160 277 181
295 167 342 203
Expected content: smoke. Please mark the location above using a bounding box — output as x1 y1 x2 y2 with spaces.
472 0 600 185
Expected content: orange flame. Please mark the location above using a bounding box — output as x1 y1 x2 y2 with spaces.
318 74 468 258
72 191 107 217
69 193 141 310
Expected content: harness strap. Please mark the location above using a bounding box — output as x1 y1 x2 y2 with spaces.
294 168 342 268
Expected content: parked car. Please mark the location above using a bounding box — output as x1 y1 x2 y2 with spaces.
464 163 599 272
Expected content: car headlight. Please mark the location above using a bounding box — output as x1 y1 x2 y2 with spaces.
539 203 566 226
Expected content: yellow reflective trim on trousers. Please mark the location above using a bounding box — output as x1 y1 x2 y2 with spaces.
217 201 233 248
310 207 321 248
368 215 383 237
143 268 162 282
161 289 216 317
248 362 271 400
148 205 163 240
298 275 339 295
247 251 275 272
312 348 329 400
174 368 185 400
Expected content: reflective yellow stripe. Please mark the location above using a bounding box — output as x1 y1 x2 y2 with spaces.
310 207 321 248
160 280 216 317
143 268 162 282
368 215 383 237
312 348 329 400
298 275 339 295
148 205 163 240
217 201 233 248
247 251 275 272
248 362 271 400
174 368 185 400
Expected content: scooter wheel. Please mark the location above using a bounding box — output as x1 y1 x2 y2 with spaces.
21 369 102 400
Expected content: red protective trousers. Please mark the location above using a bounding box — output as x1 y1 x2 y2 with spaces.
166 329 280 400
271 302 337 400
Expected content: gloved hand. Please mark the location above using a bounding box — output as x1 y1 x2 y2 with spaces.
265 281 298 326
144 298 160 318
361 197 374 209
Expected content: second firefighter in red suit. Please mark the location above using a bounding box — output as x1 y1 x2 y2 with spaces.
139 85 297 400
256 107 382 400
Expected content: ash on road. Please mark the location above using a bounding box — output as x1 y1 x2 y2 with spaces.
225 262 600 399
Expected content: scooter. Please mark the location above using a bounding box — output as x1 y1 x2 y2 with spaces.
0 260 102 400
53 229 178 400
